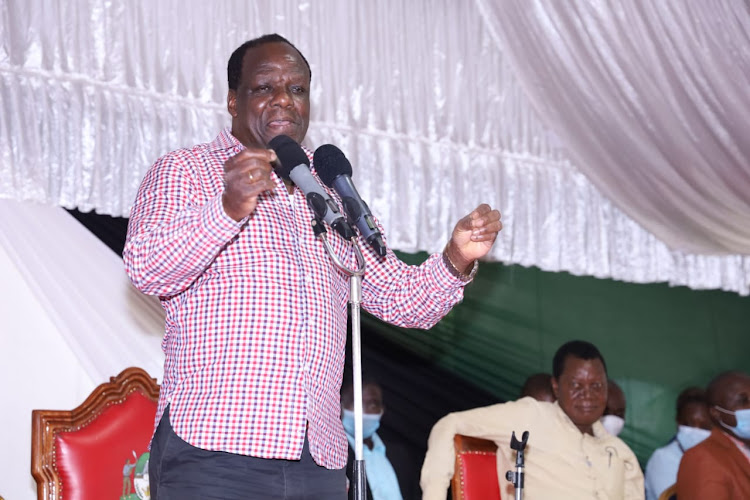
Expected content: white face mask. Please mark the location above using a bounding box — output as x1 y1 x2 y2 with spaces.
600 415 625 436
676 425 711 450
342 408 382 438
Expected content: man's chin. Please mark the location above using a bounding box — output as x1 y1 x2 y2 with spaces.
575 410 603 423
266 126 303 144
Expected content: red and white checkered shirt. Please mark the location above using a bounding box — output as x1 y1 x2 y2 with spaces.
124 128 468 469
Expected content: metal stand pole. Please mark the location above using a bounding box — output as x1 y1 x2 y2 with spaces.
350 274 366 500
505 431 529 500
313 219 367 500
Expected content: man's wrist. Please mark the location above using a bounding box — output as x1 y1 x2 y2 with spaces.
442 246 478 282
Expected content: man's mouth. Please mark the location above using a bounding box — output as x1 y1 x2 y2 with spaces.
578 405 598 413
268 119 296 128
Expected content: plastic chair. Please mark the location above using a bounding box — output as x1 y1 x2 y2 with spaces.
31 367 159 500
451 434 501 500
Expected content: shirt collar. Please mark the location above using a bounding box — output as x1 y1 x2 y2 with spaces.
724 430 750 462
552 401 610 440
209 128 243 153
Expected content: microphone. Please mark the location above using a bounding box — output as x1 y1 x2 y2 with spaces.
268 135 355 241
314 145 387 257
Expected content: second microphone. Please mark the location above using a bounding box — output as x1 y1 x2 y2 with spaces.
315 144 387 257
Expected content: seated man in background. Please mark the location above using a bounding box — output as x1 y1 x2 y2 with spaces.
644 387 712 500
520 373 556 402
601 379 627 437
420 340 644 500
341 378 420 500
677 371 750 499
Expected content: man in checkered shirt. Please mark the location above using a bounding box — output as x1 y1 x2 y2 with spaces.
124 33 502 500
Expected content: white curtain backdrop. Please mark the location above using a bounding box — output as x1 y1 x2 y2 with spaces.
1 2 750 498
479 0 750 256
1 0 749 294
0 200 165 500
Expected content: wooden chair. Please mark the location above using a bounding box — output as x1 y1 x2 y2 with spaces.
659 483 677 500
31 367 159 500
451 434 502 500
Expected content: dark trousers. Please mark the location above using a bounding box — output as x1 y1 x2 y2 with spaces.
149 406 347 500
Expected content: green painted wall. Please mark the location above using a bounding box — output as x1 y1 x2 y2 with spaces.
363 252 750 464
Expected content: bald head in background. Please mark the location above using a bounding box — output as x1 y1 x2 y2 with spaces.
521 373 556 403
601 379 626 436
605 380 626 419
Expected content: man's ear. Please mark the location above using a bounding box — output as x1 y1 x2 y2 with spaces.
551 377 560 400
227 90 237 118
709 406 727 426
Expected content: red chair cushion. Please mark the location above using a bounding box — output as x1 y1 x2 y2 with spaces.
458 451 501 500
54 390 157 500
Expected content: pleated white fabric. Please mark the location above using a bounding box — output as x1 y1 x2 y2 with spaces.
0 199 165 500
0 200 165 381
1 0 748 293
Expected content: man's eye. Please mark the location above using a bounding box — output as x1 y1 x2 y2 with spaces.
291 86 306 94
255 85 271 92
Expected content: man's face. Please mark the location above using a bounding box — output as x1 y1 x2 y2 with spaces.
228 42 310 149
361 384 384 415
552 356 608 434
681 402 713 430
711 373 750 432
604 382 626 418
342 383 384 415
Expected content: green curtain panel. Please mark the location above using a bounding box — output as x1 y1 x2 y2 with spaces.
363 252 750 465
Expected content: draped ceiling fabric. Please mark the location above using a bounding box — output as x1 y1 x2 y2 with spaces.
479 0 750 256
1 0 749 294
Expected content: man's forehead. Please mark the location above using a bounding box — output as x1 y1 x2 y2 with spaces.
562 356 606 376
244 45 306 70
723 376 750 396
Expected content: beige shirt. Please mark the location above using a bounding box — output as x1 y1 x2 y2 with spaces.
420 397 644 500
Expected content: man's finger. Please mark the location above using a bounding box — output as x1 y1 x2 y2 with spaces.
467 209 501 230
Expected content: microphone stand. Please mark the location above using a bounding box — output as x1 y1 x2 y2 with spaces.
505 431 529 500
311 217 367 500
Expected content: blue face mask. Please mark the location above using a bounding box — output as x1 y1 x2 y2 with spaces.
342 408 382 438
715 406 750 440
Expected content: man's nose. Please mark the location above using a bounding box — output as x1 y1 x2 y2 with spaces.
271 87 292 106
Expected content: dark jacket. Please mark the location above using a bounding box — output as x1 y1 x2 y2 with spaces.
345 433 422 500
677 428 750 500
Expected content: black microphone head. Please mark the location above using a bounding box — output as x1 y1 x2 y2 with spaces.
314 144 353 187
269 135 309 180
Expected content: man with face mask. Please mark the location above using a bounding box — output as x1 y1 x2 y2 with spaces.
341 379 420 500
644 387 712 500
602 379 627 437
676 371 750 499
420 340 644 499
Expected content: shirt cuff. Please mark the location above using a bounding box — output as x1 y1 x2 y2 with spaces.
442 251 479 282
421 253 474 292
200 194 247 243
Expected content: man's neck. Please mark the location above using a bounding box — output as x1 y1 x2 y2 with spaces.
577 425 595 436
